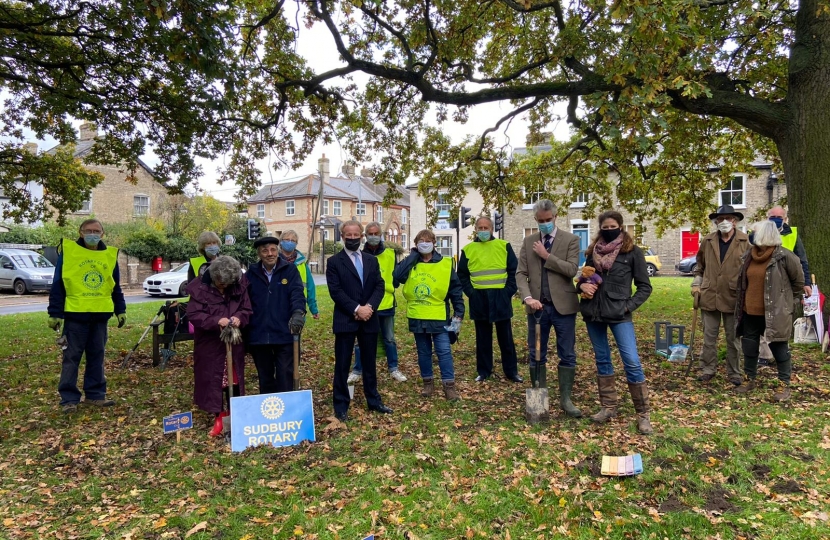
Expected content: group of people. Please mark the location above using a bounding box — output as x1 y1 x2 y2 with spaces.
691 204 810 402
48 199 811 435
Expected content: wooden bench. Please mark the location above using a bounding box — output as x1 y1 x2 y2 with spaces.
150 320 194 367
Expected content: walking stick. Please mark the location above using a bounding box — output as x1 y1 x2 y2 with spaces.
219 323 243 435
293 334 300 391
684 292 700 377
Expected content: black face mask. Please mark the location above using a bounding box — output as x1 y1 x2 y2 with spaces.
344 238 362 251
600 228 621 242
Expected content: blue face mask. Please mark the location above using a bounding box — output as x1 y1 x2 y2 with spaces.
538 222 554 235
204 245 220 257
84 234 101 246
769 216 784 230
476 231 491 242
281 241 297 253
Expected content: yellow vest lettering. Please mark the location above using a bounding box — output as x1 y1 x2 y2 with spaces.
403 258 453 320
62 240 118 313
376 249 396 311
781 227 797 252
462 240 508 289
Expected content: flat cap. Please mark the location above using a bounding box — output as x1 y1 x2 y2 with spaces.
253 236 280 248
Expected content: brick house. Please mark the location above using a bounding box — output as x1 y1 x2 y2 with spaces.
407 179 486 259
45 122 169 224
246 155 410 256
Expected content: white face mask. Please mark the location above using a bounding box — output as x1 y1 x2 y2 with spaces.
717 221 734 234
417 242 434 254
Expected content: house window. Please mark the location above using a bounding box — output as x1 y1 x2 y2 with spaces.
376 206 383 223
322 200 329 215
401 233 407 247
720 174 746 208
523 182 546 207
324 230 330 240
79 196 92 213
570 192 588 208
435 235 453 258
625 224 643 245
524 228 538 238
356 203 366 216
401 208 407 224
436 193 451 219
285 200 295 216
257 204 265 218
333 200 342 216
133 195 149 216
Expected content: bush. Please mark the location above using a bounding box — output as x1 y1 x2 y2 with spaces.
120 228 168 262
384 241 405 256
162 236 199 262
312 241 342 255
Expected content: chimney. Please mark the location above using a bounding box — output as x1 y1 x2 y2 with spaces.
343 162 356 177
318 153 330 185
79 122 98 141
23 142 38 154
360 167 373 178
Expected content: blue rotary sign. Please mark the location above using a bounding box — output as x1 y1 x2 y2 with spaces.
229 390 316 452
163 411 193 434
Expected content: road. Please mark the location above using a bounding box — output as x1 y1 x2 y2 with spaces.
0 274 328 316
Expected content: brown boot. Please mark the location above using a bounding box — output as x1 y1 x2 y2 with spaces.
627 381 653 435
421 378 434 397
442 381 460 401
773 383 791 402
590 375 618 423
734 379 756 394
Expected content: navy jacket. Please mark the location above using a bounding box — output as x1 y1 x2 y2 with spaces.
246 258 306 345
327 248 385 334
457 239 518 323
48 238 126 322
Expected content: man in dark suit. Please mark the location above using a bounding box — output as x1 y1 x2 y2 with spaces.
326 220 393 421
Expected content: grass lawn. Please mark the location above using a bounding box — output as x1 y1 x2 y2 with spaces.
2 277 829 539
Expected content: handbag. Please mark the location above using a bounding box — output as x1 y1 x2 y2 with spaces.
793 317 818 344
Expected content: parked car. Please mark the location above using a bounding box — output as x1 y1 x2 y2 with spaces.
676 255 697 275
642 248 662 277
143 262 190 297
0 249 55 295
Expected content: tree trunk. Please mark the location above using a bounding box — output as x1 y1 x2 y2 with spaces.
774 0 830 295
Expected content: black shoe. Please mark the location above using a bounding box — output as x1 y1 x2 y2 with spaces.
475 375 490 382
334 412 349 422
368 404 393 414
507 374 524 383
696 373 714 382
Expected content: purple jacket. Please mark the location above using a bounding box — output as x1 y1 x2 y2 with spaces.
186 271 252 414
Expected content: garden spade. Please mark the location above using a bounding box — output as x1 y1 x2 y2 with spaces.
525 313 550 423
293 334 300 391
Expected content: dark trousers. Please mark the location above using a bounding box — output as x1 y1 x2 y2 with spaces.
250 344 295 394
333 328 382 415
474 319 519 378
741 313 792 383
58 319 108 405
527 303 577 368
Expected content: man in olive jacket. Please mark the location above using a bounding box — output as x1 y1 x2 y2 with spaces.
691 204 751 385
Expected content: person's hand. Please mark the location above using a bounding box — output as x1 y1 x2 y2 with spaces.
580 283 598 296
47 317 61 331
312 313 320 320
356 305 373 321
803 285 812 298
444 317 462 333
532 241 550 260
525 298 543 311
117 313 127 328
229 316 240 328
691 286 700 296
289 310 305 335
218 317 230 328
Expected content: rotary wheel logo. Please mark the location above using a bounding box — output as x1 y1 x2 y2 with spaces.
413 283 431 300
261 396 285 420
83 270 104 290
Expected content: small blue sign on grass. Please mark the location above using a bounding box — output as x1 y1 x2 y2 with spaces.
163 411 193 434
229 390 316 452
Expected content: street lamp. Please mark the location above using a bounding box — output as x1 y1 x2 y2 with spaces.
319 214 327 274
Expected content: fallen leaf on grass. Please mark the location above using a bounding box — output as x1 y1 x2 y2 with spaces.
185 521 207 538
153 517 167 529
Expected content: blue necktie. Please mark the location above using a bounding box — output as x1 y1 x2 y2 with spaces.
353 252 363 284
544 235 552 250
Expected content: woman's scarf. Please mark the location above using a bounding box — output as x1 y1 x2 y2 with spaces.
750 245 775 264
281 250 298 264
593 236 624 272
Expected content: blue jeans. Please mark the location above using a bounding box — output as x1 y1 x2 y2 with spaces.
527 304 577 368
352 314 399 372
585 320 645 383
58 319 109 405
413 332 454 381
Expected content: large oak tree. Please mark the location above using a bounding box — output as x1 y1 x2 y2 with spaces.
2 0 828 282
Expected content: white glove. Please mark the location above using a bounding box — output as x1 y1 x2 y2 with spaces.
444 317 462 333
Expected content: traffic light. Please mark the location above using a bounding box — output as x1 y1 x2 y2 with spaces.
449 218 459 229
494 211 503 232
247 219 261 240
460 207 472 229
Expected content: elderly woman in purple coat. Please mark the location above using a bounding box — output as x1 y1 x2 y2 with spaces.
186 256 252 437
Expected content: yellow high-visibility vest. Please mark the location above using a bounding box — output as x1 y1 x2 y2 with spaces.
297 261 308 298
402 258 453 320
781 227 797 252
375 249 396 311
62 240 118 313
462 239 508 289
190 256 207 278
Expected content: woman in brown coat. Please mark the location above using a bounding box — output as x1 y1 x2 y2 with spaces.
734 220 804 401
186 256 252 436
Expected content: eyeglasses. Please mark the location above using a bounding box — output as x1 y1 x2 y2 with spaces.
81 229 103 235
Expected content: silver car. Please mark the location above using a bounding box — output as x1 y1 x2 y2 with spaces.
0 249 56 295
